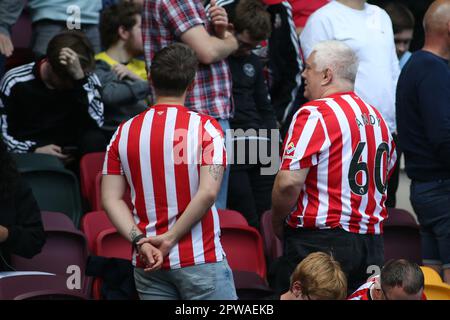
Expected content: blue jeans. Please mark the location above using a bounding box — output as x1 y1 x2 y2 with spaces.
410 179 450 269
215 119 230 209
134 259 237 300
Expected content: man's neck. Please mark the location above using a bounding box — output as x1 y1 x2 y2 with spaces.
106 43 133 64
337 0 366 10
319 84 354 99
154 96 186 106
423 37 450 60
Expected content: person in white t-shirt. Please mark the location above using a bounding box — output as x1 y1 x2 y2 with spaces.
300 0 400 135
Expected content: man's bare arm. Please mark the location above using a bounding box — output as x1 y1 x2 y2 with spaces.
101 174 142 242
271 169 309 239
181 25 238 64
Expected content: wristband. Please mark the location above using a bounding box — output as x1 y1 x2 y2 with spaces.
132 234 146 251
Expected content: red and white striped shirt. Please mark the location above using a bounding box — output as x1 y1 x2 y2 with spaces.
281 92 396 235
348 275 427 300
103 104 226 270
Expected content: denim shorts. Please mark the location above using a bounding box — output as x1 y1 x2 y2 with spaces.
134 259 237 300
410 179 450 269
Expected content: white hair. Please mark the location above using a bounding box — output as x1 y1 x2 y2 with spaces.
310 40 359 84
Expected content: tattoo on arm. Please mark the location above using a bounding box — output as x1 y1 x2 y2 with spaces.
129 226 139 242
208 165 223 181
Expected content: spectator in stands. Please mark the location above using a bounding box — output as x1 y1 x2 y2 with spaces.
95 1 149 149
271 40 396 295
0 31 104 157
348 259 425 300
300 0 400 143
384 2 416 69
281 252 347 300
287 0 329 35
396 0 450 285
8 0 103 58
214 0 303 139
0 0 25 78
102 43 237 300
226 0 277 229
142 0 238 210
0 138 46 271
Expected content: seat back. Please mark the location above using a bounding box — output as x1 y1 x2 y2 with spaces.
384 208 421 264
19 169 83 227
0 274 86 300
259 210 283 263
11 213 90 297
96 228 132 260
79 152 106 209
218 209 248 227
220 224 267 279
81 210 115 254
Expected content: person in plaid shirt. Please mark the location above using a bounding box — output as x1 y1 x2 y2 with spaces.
142 0 238 209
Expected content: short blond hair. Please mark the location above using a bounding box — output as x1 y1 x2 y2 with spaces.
291 252 347 300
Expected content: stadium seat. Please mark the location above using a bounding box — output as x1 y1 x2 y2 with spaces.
11 153 65 171
259 210 283 264
13 153 83 226
96 228 132 260
232 270 274 300
11 212 91 298
93 172 133 211
92 228 133 300
220 224 267 279
79 152 106 209
383 208 422 265
420 266 450 300
218 209 249 227
81 210 116 254
0 273 87 300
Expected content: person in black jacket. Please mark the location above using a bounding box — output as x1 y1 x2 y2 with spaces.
226 0 277 229
0 138 46 271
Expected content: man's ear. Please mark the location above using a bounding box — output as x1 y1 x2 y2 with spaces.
322 68 333 86
118 25 130 41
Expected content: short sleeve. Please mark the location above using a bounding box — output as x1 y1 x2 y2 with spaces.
281 107 328 171
201 118 227 166
103 125 124 175
162 0 205 38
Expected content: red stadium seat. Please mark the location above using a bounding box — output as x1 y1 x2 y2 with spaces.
384 208 422 265
259 210 283 263
79 152 106 210
11 212 91 299
218 209 248 227
220 224 267 280
96 228 132 260
81 210 115 254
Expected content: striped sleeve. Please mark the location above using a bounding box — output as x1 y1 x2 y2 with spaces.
0 64 37 153
103 125 124 175
84 73 104 127
281 106 328 170
201 118 227 166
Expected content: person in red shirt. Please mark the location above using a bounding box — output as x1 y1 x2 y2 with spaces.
271 40 396 295
102 43 237 300
348 259 426 300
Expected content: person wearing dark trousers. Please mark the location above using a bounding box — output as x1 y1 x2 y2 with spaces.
226 0 277 229
396 0 450 285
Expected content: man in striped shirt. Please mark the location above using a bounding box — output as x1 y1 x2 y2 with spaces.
102 43 237 300
271 40 397 294
348 259 425 300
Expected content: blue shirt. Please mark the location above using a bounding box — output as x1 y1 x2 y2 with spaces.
396 50 450 181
